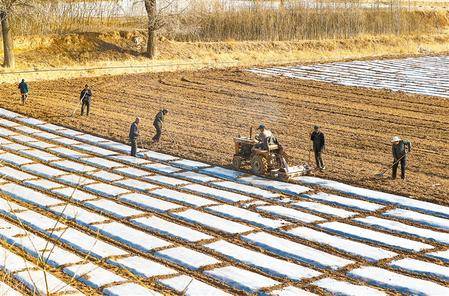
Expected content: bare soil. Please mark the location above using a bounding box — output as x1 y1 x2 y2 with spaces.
0 69 448 203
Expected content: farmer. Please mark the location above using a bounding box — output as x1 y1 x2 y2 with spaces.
152 109 168 143
310 125 325 171
80 84 92 116
391 136 412 180
18 79 29 105
255 124 275 150
129 117 140 157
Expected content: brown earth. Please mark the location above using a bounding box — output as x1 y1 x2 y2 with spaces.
0 69 448 203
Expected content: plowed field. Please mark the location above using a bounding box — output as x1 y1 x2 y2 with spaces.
0 68 448 203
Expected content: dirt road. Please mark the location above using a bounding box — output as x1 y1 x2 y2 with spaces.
0 69 448 203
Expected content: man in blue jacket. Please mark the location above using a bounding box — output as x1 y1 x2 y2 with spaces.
18 79 29 104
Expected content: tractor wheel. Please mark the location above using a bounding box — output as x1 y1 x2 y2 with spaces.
232 156 242 170
251 155 268 175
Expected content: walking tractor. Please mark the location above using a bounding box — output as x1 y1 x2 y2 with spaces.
232 128 311 180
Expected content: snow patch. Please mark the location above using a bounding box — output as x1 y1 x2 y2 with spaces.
205 266 279 293
156 247 219 270
206 240 320 280
349 266 449 295
144 174 190 187
132 216 212 242
243 232 353 269
114 178 158 191
110 256 176 278
63 262 126 288
320 221 433 252
241 175 310 195
298 176 449 218
293 201 356 218
184 184 252 203
22 163 66 178
201 166 245 180
355 216 449 245
173 209 253 234
212 180 280 200
152 188 217 207
159 275 230 296
287 227 397 261
390 258 449 281
258 205 325 223
92 222 171 252
314 278 386 296
385 208 449 231
302 192 383 212
85 199 144 218
104 283 162 296
171 159 210 170
173 171 218 183
206 204 290 229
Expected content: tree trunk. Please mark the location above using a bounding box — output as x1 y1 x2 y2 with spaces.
144 0 156 59
0 11 15 68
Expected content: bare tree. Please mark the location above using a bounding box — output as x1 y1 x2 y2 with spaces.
141 0 181 59
0 0 29 67
144 0 157 59
0 0 51 68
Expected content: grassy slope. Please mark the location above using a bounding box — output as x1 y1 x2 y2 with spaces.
2 31 449 83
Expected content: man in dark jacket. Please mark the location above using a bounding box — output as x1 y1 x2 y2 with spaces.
80 84 92 116
391 136 412 180
310 125 325 171
18 79 29 105
152 109 168 143
129 117 140 157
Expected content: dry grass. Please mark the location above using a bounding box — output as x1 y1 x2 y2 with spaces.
3 31 449 83
6 0 449 42
168 6 449 42
0 0 448 82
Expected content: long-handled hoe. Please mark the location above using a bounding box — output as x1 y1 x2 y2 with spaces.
374 154 407 178
71 92 86 117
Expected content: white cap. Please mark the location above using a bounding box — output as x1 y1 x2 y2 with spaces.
391 136 401 143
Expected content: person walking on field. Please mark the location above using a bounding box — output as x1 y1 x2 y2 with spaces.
18 79 29 105
310 125 326 171
391 136 411 180
80 84 92 116
129 117 140 157
152 109 168 143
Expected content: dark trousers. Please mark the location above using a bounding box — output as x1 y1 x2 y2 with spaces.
314 149 325 169
392 157 407 179
152 123 162 142
81 99 90 116
130 138 137 156
21 93 28 104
